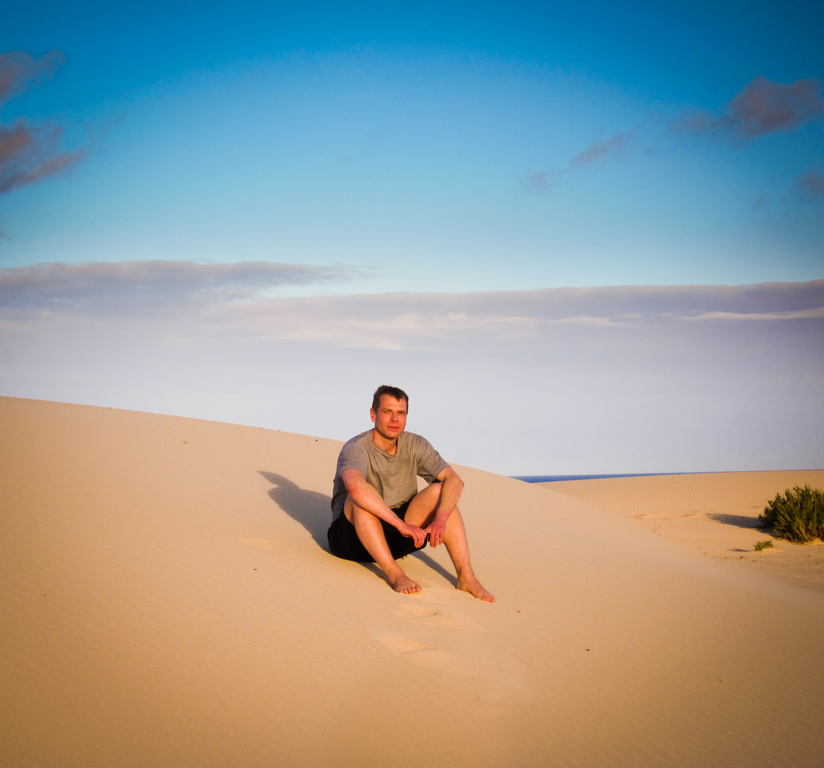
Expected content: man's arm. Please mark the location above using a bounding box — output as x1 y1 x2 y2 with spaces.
341 467 427 547
422 466 464 548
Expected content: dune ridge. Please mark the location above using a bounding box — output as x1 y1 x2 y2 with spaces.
2 396 823 767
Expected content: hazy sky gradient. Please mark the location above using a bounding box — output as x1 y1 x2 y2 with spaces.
1 1 822 474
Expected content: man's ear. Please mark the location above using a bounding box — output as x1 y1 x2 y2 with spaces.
370 408 377 424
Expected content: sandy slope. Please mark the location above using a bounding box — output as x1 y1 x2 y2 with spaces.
2 397 823 768
548 471 824 593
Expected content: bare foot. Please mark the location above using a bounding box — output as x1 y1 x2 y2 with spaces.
390 572 422 594
457 576 495 602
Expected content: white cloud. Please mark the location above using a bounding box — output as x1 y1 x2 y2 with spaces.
690 308 824 321
550 315 625 327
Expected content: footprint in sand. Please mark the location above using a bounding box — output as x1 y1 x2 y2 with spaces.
379 636 478 675
394 604 484 632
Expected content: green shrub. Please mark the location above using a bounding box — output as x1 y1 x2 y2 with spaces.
759 485 824 544
753 539 773 552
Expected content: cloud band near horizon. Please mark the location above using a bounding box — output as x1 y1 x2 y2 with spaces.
2 260 822 350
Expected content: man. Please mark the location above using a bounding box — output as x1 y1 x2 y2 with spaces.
328 385 494 602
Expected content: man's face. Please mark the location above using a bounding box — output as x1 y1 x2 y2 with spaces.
370 395 408 441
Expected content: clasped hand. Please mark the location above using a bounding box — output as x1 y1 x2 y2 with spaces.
400 518 447 548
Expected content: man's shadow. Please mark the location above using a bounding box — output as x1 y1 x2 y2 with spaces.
259 471 331 548
259 471 457 587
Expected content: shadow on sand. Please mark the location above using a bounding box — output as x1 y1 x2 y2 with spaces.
259 471 457 587
707 512 764 530
260 471 331 548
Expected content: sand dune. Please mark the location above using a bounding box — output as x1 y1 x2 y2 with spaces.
548 471 824 593
2 397 823 767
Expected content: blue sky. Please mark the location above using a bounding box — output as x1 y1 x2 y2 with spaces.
1 1 822 475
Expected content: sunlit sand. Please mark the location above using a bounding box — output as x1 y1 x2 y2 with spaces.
2 397 822 767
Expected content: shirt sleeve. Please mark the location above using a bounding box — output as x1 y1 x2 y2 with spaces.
330 434 372 519
412 434 450 482
336 435 369 478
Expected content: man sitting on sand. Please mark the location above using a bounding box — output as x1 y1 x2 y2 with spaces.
327 385 494 602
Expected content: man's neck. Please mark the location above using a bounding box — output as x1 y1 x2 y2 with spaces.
371 428 398 455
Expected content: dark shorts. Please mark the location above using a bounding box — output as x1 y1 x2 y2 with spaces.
327 499 426 563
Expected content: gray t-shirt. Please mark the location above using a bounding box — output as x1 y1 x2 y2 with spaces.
330 430 449 521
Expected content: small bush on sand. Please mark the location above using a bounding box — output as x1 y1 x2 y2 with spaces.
753 539 773 552
759 485 824 544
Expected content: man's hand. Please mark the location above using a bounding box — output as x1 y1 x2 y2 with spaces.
423 516 448 548
399 522 427 548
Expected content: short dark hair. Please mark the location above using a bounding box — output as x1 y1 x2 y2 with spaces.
371 385 409 412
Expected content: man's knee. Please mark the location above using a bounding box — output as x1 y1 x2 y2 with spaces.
343 495 363 525
405 483 443 523
344 496 380 528
417 481 443 501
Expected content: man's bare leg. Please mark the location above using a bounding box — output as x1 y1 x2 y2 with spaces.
345 499 421 594
441 509 495 602
406 485 495 603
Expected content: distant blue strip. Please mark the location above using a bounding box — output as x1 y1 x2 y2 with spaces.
513 473 676 483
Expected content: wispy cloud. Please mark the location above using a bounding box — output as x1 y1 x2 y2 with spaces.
521 169 555 194
0 260 373 313
566 122 649 171
673 76 823 140
797 170 824 201
0 122 87 195
0 50 65 105
690 307 824 321
0 50 87 200
525 76 822 194
522 121 651 193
